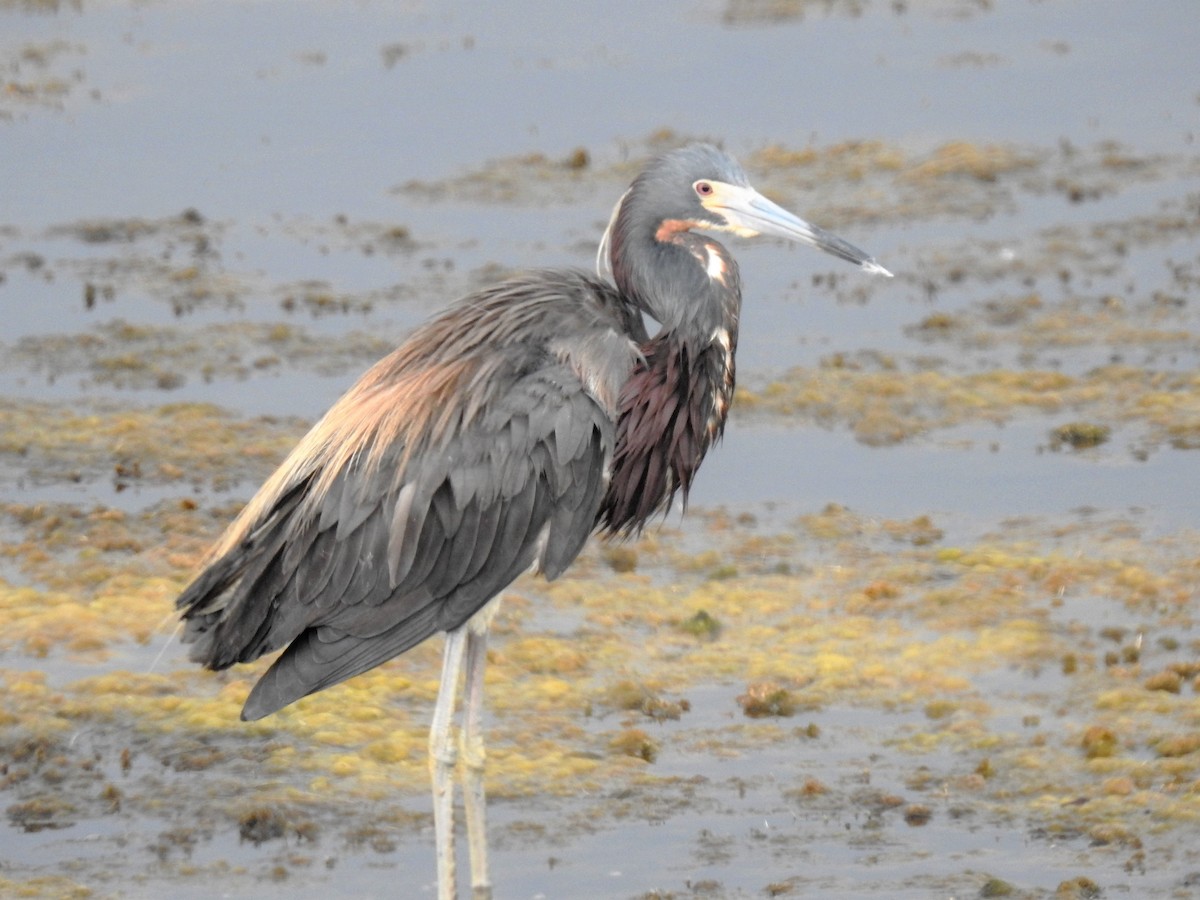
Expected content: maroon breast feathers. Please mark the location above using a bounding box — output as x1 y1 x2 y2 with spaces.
597 331 735 535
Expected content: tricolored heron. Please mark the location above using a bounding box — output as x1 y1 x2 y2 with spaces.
176 143 891 898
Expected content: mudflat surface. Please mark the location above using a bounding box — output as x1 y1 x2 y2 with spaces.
2 1 1199 898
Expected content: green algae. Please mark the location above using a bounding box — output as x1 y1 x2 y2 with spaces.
736 682 800 718
396 131 1200 232
678 609 722 640
1050 421 1112 450
6 320 398 390
737 365 1200 451
0 36 86 119
0 876 92 900
3 495 1196 853
0 400 305 491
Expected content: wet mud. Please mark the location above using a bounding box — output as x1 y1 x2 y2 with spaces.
2 0 1199 897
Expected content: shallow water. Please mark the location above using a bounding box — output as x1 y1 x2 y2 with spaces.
2 1 1199 898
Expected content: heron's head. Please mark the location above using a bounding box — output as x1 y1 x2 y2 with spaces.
599 143 892 281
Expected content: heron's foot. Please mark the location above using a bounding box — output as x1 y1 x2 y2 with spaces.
472 884 494 900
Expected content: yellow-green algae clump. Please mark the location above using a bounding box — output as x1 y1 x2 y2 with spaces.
0 399 305 490
736 365 1200 450
5 497 1198 844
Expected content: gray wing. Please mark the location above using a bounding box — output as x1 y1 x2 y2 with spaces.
243 364 610 719
178 354 617 721
177 270 639 720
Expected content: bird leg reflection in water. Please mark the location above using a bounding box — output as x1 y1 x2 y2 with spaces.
430 613 495 898
175 143 891 899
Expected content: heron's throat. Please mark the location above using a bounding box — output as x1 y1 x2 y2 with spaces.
648 228 741 334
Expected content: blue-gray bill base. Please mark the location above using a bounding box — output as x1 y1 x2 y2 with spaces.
176 143 890 899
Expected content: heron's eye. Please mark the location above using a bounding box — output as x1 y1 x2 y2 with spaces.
695 181 714 197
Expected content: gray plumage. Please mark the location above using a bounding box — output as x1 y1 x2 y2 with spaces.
178 268 643 720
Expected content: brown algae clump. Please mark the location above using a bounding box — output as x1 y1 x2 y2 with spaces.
678 609 722 640
901 141 1037 184
980 877 1016 897
1050 421 1111 450
603 680 690 722
608 728 660 763
0 400 305 491
737 365 1200 455
602 545 639 573
737 682 798 718
1080 725 1120 759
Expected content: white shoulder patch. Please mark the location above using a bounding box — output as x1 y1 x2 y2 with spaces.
704 246 728 285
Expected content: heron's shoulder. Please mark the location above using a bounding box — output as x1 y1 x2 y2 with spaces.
409 269 643 409
452 267 634 334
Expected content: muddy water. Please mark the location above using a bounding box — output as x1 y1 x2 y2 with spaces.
2 1 1199 898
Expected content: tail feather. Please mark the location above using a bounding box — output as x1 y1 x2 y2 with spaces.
176 476 312 669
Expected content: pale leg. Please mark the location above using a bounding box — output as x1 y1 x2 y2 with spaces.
460 627 492 899
429 627 468 900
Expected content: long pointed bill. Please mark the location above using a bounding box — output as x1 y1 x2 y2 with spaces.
710 185 893 278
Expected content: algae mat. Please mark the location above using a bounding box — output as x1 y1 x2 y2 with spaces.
2 0 1199 897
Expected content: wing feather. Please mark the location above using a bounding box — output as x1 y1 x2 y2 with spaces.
462 499 504 584
385 481 420 588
